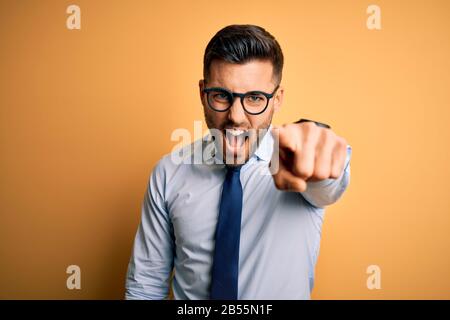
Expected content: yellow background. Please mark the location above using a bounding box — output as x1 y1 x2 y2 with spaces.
1 0 449 299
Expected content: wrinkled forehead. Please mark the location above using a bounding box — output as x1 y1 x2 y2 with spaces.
207 59 276 93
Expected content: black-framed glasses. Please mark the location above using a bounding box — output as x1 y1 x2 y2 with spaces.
202 84 280 115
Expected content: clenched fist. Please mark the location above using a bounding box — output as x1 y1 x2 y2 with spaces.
270 121 348 192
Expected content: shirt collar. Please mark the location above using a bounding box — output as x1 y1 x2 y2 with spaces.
253 124 274 162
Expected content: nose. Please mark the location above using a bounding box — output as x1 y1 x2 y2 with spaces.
227 96 247 124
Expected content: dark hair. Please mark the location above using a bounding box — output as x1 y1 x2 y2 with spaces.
203 24 284 85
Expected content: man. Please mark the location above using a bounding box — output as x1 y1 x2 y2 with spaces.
125 24 351 300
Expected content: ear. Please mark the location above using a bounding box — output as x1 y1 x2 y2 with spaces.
273 85 284 113
199 79 206 107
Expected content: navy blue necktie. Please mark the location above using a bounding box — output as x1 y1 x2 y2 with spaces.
210 165 243 300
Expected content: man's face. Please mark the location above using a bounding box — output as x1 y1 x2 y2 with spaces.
199 59 284 165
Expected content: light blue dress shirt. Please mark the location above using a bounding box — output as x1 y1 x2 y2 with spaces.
125 126 352 300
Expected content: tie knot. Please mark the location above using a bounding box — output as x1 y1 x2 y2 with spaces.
227 165 242 174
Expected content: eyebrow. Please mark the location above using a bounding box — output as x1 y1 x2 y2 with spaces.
206 85 273 93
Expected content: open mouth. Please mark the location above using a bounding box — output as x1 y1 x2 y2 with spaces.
223 128 249 152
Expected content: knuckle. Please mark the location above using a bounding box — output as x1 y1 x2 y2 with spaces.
319 128 335 145
337 136 347 148
312 164 331 180
296 165 313 179
313 168 330 180
304 121 316 130
302 121 317 135
324 128 335 141
330 168 341 179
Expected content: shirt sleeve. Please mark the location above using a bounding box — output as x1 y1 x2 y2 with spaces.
300 145 352 209
125 159 175 300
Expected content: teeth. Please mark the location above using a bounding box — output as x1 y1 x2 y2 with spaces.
226 129 245 136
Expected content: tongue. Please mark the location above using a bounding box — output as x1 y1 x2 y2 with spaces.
226 133 245 148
